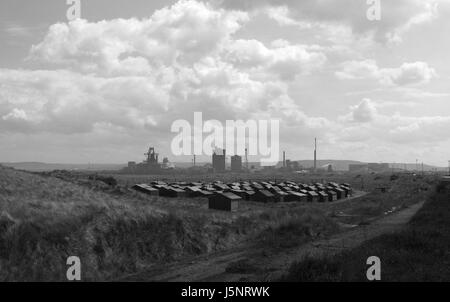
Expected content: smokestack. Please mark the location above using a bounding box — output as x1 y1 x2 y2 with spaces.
314 138 317 172
245 148 249 170
283 151 286 168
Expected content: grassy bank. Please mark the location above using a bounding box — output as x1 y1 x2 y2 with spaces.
282 188 450 282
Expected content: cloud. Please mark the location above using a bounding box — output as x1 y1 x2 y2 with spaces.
0 0 329 141
350 98 378 123
29 0 249 73
224 39 326 80
1 0 449 165
336 60 437 86
339 98 450 145
263 5 310 28
388 62 437 86
217 0 443 44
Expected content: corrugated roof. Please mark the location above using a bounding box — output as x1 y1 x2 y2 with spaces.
217 192 242 200
257 190 275 197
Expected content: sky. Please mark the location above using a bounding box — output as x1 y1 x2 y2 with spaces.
0 0 449 166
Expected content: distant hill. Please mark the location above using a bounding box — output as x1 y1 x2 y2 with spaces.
294 160 365 171
390 163 447 172
294 160 446 172
0 162 126 172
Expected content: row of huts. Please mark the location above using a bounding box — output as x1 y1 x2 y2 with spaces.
132 180 353 212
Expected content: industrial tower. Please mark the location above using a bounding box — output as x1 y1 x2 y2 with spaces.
314 138 317 172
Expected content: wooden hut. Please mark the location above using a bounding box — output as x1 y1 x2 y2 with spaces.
253 190 276 203
285 191 308 202
132 184 159 196
271 190 289 202
332 187 345 199
306 191 319 202
159 186 187 197
317 191 329 202
326 190 338 202
208 192 241 212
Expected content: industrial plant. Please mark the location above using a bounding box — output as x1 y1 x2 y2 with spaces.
122 146 173 174
122 139 394 175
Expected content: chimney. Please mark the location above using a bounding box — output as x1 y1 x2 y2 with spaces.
245 148 249 170
314 138 317 172
283 151 286 168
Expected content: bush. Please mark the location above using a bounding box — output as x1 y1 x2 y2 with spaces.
390 174 399 181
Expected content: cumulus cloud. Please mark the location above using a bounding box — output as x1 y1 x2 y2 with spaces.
336 60 437 86
217 0 443 44
29 0 249 73
350 98 378 123
224 39 326 80
1 0 449 165
388 62 437 86
339 98 450 146
1 0 329 140
0 68 171 134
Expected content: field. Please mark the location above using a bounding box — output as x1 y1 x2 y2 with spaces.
0 165 438 281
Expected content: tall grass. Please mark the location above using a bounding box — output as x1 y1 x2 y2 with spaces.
281 187 450 282
0 166 334 281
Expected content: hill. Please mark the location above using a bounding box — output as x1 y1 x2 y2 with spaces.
0 162 126 172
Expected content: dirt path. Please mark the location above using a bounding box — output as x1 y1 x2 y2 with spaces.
120 200 425 282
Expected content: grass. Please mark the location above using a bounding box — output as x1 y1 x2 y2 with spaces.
281 188 450 282
225 258 263 274
1 165 439 281
0 166 335 281
256 209 339 249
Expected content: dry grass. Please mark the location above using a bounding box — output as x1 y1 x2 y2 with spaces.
281 182 445 282
0 166 334 281
1 165 434 281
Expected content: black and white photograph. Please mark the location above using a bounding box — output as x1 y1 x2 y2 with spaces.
1 0 450 291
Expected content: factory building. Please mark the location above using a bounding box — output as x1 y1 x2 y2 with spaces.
212 149 226 173
122 146 162 174
349 164 369 172
231 155 243 172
